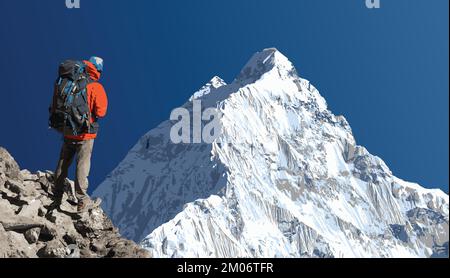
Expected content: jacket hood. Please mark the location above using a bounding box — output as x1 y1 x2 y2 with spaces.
84 60 101 81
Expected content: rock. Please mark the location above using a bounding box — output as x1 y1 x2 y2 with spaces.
38 195 52 207
0 229 38 258
66 243 81 258
354 156 370 171
106 239 152 258
0 190 29 207
52 211 80 237
0 223 8 258
19 169 38 181
0 198 15 216
62 232 80 245
24 227 41 244
0 215 43 233
23 180 39 188
37 171 56 195
343 141 356 162
4 179 37 198
37 239 68 258
0 146 152 258
18 199 42 218
0 147 20 180
60 199 76 212
45 170 54 176
74 217 95 236
4 179 24 194
90 241 108 257
38 207 47 217
38 176 51 193
0 176 5 190
39 224 57 241
37 171 54 180
45 210 57 223
79 248 97 258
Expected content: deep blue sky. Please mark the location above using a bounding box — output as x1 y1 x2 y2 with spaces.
0 0 448 193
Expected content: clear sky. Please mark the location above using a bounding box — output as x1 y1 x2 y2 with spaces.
0 0 448 193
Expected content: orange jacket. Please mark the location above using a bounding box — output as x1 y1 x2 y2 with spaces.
65 61 108 141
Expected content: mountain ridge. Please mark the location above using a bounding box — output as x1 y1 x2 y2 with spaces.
94 48 449 258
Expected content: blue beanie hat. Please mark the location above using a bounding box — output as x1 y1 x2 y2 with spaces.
89 56 104 72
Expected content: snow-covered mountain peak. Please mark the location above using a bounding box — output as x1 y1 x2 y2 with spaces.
235 47 298 85
209 76 227 88
94 48 449 258
189 76 227 101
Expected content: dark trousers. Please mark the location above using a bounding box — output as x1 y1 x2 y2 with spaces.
54 138 94 202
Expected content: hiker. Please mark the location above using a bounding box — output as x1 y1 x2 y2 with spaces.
48 57 108 213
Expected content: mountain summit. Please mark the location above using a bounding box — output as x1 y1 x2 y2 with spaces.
235 47 298 85
94 48 449 258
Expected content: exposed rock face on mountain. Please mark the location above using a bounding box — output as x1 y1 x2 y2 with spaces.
94 48 449 258
0 147 150 258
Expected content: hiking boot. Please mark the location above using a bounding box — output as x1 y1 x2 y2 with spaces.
77 198 102 213
77 199 88 213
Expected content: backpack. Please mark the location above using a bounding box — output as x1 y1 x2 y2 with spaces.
49 60 96 136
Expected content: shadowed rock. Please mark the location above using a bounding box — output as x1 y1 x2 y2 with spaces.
0 147 151 258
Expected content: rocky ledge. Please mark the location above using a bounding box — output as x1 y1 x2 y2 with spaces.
0 147 151 258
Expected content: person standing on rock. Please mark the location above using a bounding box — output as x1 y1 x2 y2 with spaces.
48 57 108 213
